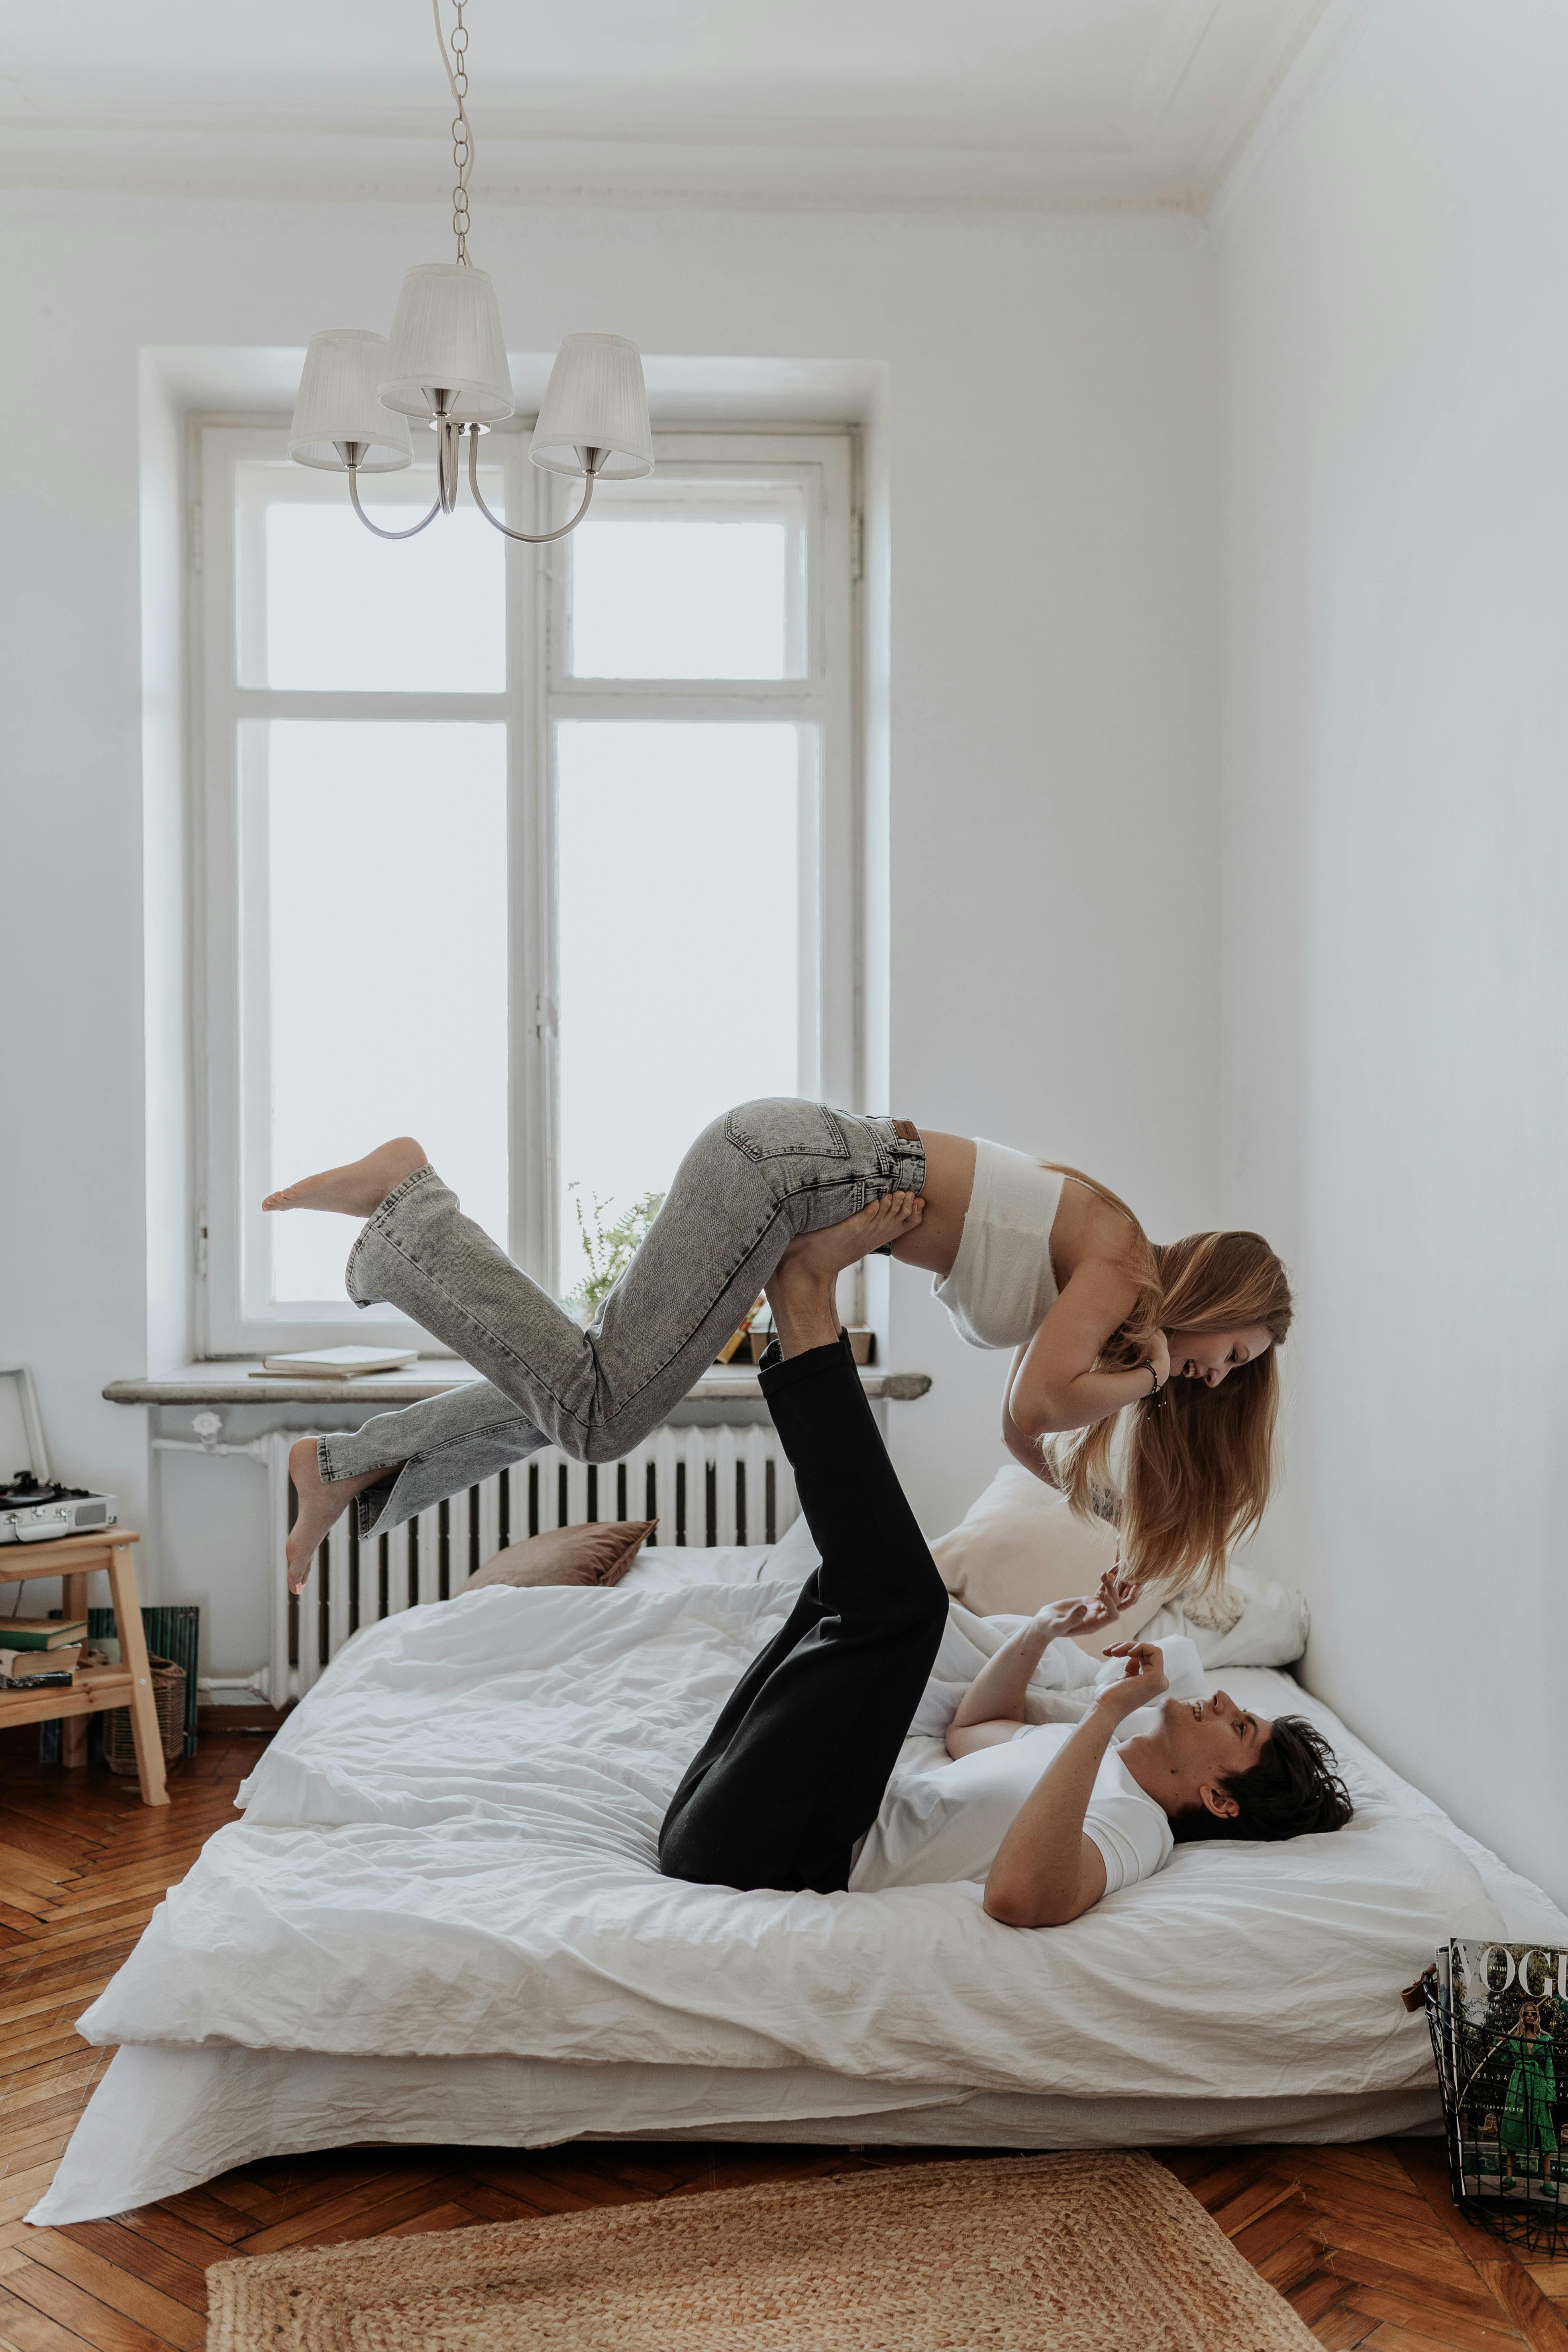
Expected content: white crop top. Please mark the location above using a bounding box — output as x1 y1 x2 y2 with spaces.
932 1139 1066 1350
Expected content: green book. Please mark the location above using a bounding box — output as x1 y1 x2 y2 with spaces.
0 1618 88 1651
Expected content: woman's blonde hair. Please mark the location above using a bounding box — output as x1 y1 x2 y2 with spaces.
1040 1169 1293 1597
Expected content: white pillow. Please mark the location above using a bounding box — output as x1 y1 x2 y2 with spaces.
1142 1570 1310 1670
771 1469 1309 1669
929 1464 1165 1655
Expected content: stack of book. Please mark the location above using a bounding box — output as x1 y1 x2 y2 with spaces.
0 1617 87 1690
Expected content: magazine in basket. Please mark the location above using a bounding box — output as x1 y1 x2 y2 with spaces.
1447 1940 1567 2203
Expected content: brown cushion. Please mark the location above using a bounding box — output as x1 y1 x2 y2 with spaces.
465 1520 655 1592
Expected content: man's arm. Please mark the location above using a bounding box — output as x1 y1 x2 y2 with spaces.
946 1571 1135 1759
982 1643 1169 1928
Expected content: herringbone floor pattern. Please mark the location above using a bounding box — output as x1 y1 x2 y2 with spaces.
0 1734 1564 2351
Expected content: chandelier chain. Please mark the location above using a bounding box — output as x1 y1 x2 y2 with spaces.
432 0 474 264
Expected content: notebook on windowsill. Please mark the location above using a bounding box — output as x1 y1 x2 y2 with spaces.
254 1347 420 1380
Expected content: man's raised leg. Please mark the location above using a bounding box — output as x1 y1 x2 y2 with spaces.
659 1200 945 1892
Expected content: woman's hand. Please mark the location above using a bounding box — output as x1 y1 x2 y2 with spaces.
1034 1566 1139 1643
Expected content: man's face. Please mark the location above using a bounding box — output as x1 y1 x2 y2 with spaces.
1123 1688 1273 1822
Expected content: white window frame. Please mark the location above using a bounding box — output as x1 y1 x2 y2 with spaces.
191 420 858 1356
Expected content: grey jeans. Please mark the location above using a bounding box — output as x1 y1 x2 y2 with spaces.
320 1098 927 1539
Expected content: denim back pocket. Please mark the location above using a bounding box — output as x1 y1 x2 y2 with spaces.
724 1098 851 1171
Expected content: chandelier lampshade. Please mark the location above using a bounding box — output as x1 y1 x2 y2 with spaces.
379 263 514 423
530 334 654 480
288 331 414 471
290 7 650 550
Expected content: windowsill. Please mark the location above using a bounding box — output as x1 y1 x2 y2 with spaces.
103 1360 934 1407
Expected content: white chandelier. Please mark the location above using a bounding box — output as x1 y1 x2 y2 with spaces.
287 0 653 546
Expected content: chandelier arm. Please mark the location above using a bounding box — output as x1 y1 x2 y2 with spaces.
466 430 597 542
348 469 443 540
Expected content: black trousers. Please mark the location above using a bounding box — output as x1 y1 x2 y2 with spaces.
658 1332 949 1894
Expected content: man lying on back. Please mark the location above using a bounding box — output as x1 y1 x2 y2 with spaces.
848 1591 1352 1922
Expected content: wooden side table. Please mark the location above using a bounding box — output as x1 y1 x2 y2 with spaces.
0 1530 169 1807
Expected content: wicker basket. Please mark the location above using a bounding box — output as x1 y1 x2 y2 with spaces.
102 1653 186 1776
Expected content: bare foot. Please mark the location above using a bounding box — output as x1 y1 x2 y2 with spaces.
765 1192 925 1357
263 1136 428 1218
778 1190 925 1286
286 1437 391 1594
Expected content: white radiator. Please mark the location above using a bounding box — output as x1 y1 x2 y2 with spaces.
264 1426 798 1704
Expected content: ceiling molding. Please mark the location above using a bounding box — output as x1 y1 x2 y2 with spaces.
0 126 1201 215
0 97 1142 157
1117 0 1225 150
1195 0 1371 220
0 157 1203 220
0 2 1334 219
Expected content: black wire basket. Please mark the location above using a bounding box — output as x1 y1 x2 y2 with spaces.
1425 1982 1568 2256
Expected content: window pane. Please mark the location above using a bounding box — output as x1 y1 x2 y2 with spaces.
568 509 798 679
254 477 506 692
261 720 508 1305
555 721 800 1297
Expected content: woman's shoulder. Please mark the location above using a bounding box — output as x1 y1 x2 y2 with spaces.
1048 1172 1141 1276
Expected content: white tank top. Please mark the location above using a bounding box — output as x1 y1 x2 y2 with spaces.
932 1139 1065 1351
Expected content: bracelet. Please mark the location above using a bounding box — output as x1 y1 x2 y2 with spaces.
1143 1361 1162 1401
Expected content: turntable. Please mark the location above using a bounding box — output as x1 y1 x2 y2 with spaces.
0 1470 118 1544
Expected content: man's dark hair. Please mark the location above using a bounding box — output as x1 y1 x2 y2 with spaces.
1169 1716 1354 1845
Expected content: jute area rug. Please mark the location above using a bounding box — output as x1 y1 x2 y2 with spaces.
208 2150 1318 2352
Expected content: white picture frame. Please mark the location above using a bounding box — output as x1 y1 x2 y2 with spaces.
0 1364 50 1484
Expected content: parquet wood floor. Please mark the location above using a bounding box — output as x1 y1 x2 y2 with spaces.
0 1734 1564 2350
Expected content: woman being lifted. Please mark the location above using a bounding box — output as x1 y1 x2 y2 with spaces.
264 1103 1291 1597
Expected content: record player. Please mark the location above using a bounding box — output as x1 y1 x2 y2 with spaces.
0 1470 119 1544
0 1366 118 1543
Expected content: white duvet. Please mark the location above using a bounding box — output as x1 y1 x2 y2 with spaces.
76 1572 1549 2107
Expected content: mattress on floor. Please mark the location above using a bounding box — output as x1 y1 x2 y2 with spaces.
31 2040 1443 2225
41 1555 1568 2224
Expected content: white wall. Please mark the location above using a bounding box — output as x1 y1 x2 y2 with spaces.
1218 0 1568 1905
0 190 1221 1660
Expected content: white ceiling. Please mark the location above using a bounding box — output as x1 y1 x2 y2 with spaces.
0 0 1334 211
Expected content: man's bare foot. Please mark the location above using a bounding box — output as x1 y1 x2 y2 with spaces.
779 1190 925 1286
263 1137 428 1218
765 1192 925 1357
286 1437 391 1594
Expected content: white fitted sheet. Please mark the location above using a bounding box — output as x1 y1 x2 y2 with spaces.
38 1550 1568 2224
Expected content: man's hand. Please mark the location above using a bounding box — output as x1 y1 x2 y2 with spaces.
1093 1641 1169 1725
1035 1566 1140 1643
